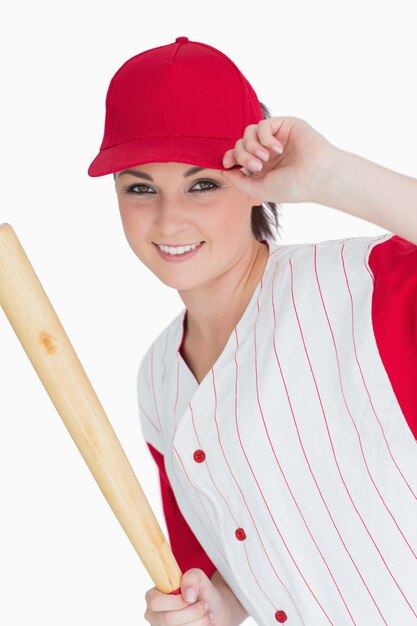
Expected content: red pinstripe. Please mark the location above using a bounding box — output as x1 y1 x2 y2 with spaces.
138 403 160 434
174 353 180 416
161 327 169 385
364 235 389 284
150 343 164 437
172 442 229 563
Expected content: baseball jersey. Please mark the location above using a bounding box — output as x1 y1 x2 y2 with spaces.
137 232 417 626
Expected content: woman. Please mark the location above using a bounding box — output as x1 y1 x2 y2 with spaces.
89 36 417 626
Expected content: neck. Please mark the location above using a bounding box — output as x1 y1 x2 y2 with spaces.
178 239 269 344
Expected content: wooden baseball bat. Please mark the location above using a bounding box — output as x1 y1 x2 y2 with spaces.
0 222 183 595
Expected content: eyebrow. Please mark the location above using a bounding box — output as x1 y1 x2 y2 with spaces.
117 166 208 181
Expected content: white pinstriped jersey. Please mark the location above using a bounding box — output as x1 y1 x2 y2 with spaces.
137 233 417 626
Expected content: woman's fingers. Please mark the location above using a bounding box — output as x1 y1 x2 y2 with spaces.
241 124 270 162
144 599 210 625
223 119 285 172
222 148 238 168
223 138 264 173
243 120 284 156
145 587 189 612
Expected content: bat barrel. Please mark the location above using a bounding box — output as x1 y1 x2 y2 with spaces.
0 223 182 594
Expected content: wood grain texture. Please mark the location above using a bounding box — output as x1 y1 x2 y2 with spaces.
0 223 182 594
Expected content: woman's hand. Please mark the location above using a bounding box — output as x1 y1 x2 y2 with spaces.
221 116 340 204
144 568 229 625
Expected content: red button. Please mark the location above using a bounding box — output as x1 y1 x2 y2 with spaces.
235 528 246 541
175 37 189 43
193 449 206 463
275 610 287 622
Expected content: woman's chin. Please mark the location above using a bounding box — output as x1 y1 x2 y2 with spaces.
156 273 202 291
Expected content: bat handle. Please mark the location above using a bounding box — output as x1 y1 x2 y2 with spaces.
0 222 184 594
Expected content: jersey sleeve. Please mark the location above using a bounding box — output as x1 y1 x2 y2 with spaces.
369 234 417 439
136 350 164 454
147 442 217 579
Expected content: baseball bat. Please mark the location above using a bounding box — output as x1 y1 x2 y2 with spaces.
0 222 183 595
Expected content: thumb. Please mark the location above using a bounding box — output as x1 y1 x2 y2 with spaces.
180 567 215 604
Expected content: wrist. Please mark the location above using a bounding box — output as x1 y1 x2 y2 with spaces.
308 145 346 206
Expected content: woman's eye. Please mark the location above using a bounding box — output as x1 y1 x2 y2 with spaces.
123 179 218 195
125 183 154 194
191 180 218 193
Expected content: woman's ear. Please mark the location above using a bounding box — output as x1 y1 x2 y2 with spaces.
251 196 264 206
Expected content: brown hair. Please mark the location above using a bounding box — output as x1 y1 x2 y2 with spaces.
253 102 282 242
113 101 282 242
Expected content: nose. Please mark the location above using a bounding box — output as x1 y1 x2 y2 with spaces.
153 196 192 235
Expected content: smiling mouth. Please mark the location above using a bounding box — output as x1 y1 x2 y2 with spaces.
154 241 205 257
153 241 204 247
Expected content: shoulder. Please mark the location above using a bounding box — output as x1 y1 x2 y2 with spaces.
136 309 184 453
137 308 185 387
368 233 417 276
367 233 417 318
264 233 397 274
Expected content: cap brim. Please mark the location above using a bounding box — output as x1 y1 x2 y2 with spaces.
88 136 239 177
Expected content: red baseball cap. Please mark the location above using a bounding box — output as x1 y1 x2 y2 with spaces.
87 36 264 177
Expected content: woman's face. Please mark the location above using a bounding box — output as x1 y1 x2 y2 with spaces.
114 161 263 290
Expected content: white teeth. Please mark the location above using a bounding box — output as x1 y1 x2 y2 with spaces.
158 242 201 255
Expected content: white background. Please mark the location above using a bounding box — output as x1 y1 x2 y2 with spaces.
0 1 415 624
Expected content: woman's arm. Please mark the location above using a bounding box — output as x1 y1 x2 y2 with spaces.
221 116 417 245
313 148 417 246
210 570 249 625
